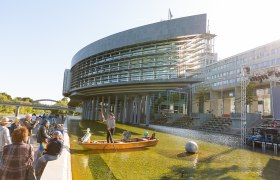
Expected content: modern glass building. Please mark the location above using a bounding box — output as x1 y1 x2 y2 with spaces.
63 13 280 124
193 39 280 117
63 14 216 123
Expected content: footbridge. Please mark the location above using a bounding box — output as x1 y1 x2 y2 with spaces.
0 100 82 116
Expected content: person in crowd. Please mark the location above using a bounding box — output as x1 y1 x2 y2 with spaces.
102 112 116 143
0 126 34 180
21 114 39 144
35 131 63 180
32 113 37 122
61 115 64 123
0 117 12 160
35 115 42 130
41 113 46 125
57 124 64 135
36 120 50 161
9 116 21 136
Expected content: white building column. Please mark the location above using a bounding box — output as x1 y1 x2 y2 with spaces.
95 96 99 120
137 96 142 124
106 96 111 117
114 96 118 121
122 95 127 123
90 97 95 120
133 96 138 124
101 96 104 117
145 95 151 126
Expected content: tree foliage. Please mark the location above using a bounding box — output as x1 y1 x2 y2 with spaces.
195 86 209 103
169 93 180 103
50 97 70 115
0 92 70 115
194 86 209 113
246 81 257 105
0 93 14 114
154 96 165 106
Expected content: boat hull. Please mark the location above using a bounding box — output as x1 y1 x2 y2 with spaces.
79 138 159 150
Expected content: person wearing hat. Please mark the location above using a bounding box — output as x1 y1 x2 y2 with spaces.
9 116 21 136
0 117 12 160
35 131 63 179
21 114 39 144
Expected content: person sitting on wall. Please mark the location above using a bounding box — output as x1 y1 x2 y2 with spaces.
35 131 63 180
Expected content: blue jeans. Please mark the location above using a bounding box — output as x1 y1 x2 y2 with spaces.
35 154 59 180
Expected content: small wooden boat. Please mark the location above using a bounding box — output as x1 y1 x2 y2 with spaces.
78 138 159 150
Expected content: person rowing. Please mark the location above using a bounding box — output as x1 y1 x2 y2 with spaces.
102 112 115 143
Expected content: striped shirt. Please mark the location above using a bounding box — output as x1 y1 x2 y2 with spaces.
0 142 34 180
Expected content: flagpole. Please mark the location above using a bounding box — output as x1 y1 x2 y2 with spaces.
168 8 173 20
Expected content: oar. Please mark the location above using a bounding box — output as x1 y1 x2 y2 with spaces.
108 129 117 152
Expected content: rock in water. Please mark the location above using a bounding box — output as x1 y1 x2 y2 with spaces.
185 141 198 153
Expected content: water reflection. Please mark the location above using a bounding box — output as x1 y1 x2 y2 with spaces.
69 120 280 180
147 125 241 147
262 159 280 180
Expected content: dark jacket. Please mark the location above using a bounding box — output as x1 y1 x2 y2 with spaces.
44 138 63 156
20 119 36 136
9 123 20 135
37 125 50 143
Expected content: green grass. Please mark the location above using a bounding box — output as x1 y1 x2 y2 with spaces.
69 120 280 180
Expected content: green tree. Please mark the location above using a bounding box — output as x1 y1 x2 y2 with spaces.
51 97 70 115
154 96 165 112
0 92 14 114
246 82 257 112
169 93 180 103
0 93 12 101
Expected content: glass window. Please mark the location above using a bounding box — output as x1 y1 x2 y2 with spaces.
119 62 129 70
111 74 118 83
143 70 154 80
130 60 141 68
96 76 101 85
131 71 141 81
120 73 129 82
103 76 109 84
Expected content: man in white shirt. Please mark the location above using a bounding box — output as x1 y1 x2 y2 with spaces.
0 117 12 160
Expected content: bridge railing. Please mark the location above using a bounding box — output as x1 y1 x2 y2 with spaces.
0 100 77 111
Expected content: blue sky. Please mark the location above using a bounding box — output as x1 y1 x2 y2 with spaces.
1 0 280 101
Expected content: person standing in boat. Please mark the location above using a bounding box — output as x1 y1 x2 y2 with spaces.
102 112 116 143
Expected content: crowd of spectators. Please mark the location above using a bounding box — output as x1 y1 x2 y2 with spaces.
0 114 64 180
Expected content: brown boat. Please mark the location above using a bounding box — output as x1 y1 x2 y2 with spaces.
79 138 159 150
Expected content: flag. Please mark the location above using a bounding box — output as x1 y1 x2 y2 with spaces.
168 8 173 20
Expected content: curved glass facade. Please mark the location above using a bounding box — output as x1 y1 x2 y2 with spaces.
63 14 216 122
70 34 215 90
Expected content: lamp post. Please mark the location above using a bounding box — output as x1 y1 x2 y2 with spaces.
219 78 224 117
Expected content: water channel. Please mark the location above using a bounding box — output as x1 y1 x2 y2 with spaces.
69 120 280 179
